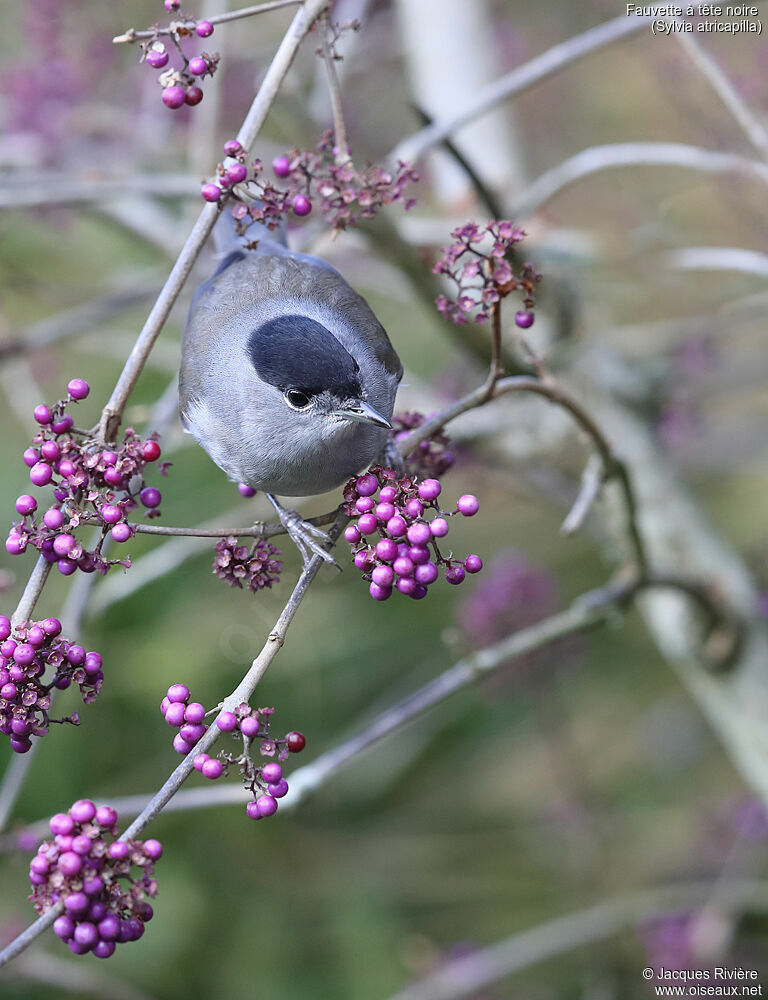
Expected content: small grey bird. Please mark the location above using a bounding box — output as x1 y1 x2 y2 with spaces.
179 213 402 565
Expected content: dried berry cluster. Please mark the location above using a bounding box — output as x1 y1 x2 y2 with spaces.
212 536 282 592
343 469 482 601
29 799 161 959
390 411 457 480
433 220 542 325
0 615 103 753
160 683 305 820
201 133 418 234
6 379 167 578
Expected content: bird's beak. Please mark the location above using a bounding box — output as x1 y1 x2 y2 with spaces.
334 400 392 429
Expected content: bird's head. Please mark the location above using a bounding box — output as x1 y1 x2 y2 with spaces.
246 313 392 436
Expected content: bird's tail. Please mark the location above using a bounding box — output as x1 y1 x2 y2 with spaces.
212 196 288 257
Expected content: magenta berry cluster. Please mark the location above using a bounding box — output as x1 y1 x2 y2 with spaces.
29 799 161 959
160 684 304 821
390 412 456 480
212 535 282 592
433 220 542 325
342 467 482 602
0 615 103 754
6 382 167 577
140 2 218 111
204 131 418 233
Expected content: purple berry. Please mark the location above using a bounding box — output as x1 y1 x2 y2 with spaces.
344 525 362 544
193 753 209 771
379 486 398 503
386 515 407 537
184 702 206 724
255 794 278 817
196 19 214 37
140 487 161 508
216 711 237 732
393 556 414 577
227 163 248 185
167 683 189 703
164 0 180 9
357 513 377 535
406 522 431 546
164 702 186 727
464 554 483 573
40 440 60 462
371 564 395 587
43 507 65 529
58 458 76 478
51 414 73 435
356 473 378 497
414 561 439 585
13 643 35 665
143 838 163 860
180 723 205 743
34 404 52 425
201 183 221 202
240 715 260 738
30 462 52 487
356 496 375 513
98 915 120 941
5 535 24 556
185 85 204 106
202 758 223 780
457 494 479 516
64 892 89 915
108 840 129 860
53 533 76 557
292 194 312 217
15 494 37 516
417 479 441 501
238 483 257 497
111 522 132 543
42 617 62 637
445 565 466 585
70 798 96 823
404 498 424 518
173 734 193 754
262 762 282 783
246 800 261 820
93 940 116 959
353 550 372 571
100 504 122 525
162 85 187 109
95 805 118 827
67 378 89 400
53 914 76 940
515 310 535 329
146 49 169 69
375 538 399 562
50 812 73 836
369 582 392 601
268 778 289 798
57 559 77 576
429 517 449 537
23 447 40 467
224 139 242 157
188 56 208 76
409 546 430 565
272 155 291 178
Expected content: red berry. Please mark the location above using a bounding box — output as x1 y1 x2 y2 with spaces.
285 731 306 753
185 86 204 106
142 440 161 462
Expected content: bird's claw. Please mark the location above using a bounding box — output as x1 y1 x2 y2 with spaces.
279 509 340 571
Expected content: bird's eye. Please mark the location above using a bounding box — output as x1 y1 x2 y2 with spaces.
285 389 311 409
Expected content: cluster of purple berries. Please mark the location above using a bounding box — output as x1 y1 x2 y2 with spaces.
203 132 418 235
390 411 456 480
342 468 482 602
0 615 102 754
212 535 282 593
29 799 161 959
160 684 305 820
433 219 541 326
6 380 166 577
140 0 217 110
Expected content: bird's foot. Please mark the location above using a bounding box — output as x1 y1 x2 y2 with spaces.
266 495 340 570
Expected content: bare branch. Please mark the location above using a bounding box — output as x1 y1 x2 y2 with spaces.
113 0 302 43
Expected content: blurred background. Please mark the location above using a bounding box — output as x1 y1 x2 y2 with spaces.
1 0 768 996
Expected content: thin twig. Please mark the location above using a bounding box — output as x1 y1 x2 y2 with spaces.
112 0 302 43
512 143 768 220
319 13 351 164
560 453 603 535
676 32 768 164
390 14 659 166
74 509 338 539
383 881 768 1000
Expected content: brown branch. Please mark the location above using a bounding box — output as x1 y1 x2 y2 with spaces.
112 0 302 43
